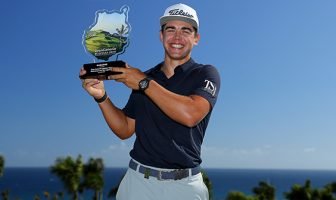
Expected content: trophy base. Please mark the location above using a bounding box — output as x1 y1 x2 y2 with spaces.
79 60 126 80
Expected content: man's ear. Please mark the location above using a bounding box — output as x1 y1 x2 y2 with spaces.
160 31 163 42
194 33 200 45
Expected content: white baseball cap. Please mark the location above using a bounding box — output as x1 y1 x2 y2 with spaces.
160 3 199 31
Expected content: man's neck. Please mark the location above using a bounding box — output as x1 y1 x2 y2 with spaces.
161 56 190 78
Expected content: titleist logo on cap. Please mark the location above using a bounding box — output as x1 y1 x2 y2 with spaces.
168 9 194 18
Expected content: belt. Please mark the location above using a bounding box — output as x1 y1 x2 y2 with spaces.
129 159 201 180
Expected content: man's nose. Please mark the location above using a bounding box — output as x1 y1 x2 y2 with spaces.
173 30 182 38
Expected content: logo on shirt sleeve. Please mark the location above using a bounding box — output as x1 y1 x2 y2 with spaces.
202 80 217 97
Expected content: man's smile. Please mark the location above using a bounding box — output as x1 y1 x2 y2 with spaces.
171 43 184 49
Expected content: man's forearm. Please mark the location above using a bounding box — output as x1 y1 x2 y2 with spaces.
98 98 135 139
144 80 210 127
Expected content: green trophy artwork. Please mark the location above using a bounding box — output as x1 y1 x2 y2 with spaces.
80 5 131 80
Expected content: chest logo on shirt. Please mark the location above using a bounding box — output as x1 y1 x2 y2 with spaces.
203 80 217 97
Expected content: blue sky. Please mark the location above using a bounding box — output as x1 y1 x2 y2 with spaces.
0 0 335 169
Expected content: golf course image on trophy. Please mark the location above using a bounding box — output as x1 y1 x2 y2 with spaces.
85 25 128 61
83 5 130 61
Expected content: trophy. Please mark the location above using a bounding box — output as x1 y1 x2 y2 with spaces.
80 5 131 80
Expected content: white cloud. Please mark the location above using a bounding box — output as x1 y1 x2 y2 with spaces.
90 141 133 167
104 141 129 152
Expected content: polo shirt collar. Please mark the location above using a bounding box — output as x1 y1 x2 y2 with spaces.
152 58 196 74
174 58 195 73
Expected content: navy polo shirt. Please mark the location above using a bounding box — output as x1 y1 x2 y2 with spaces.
122 58 221 169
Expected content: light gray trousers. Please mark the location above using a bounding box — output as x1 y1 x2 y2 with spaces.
116 162 209 200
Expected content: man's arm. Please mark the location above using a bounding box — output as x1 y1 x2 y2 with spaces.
80 68 135 139
109 65 211 128
97 98 135 140
145 80 210 127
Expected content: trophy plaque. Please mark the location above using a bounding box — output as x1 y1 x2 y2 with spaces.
80 5 131 80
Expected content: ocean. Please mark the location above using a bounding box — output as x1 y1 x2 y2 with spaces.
0 167 336 200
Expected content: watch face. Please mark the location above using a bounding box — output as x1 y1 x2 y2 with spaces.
139 79 148 90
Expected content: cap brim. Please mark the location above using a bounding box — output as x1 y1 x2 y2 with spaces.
160 16 198 30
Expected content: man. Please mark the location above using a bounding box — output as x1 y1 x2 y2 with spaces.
80 3 220 200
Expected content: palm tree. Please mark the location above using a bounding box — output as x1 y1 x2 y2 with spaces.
325 182 336 196
284 179 313 200
317 182 336 200
80 158 104 200
50 155 83 200
56 192 64 200
252 181 275 200
43 191 50 200
116 24 129 49
283 180 336 200
317 188 334 200
226 191 256 200
1 156 8 200
1 190 9 200
0 155 4 177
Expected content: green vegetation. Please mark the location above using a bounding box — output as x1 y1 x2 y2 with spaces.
0 155 8 200
225 179 336 200
50 155 105 200
284 179 336 200
202 169 214 200
225 181 275 200
226 191 257 200
50 155 83 200
80 157 104 200
85 30 127 61
252 181 275 200
0 155 4 177
116 24 129 50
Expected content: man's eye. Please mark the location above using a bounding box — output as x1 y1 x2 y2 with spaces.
183 30 192 34
166 29 175 32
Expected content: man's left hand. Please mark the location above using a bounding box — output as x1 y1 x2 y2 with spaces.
108 63 146 90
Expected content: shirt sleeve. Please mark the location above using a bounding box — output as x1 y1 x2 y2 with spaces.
122 90 137 119
192 65 221 108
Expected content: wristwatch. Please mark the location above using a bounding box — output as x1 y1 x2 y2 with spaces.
138 77 152 91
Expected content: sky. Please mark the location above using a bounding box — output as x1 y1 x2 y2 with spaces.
90 6 130 35
0 0 335 170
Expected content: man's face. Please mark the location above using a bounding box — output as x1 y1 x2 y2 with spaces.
160 20 200 61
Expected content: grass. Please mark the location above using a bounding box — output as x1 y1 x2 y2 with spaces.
85 30 126 61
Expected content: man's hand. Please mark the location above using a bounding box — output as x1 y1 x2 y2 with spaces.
108 63 146 90
80 68 106 99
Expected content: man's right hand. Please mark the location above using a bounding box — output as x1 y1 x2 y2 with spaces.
80 67 106 99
